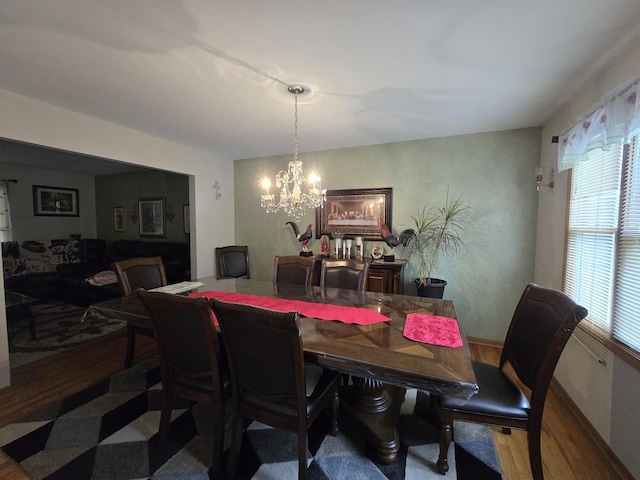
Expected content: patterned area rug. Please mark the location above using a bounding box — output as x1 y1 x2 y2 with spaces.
9 302 126 367
0 358 502 480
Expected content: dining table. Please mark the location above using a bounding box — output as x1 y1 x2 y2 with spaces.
86 276 478 464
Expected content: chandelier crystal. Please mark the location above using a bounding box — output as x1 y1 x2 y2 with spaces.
260 85 326 221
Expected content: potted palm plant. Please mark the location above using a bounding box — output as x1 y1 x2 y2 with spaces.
398 193 471 298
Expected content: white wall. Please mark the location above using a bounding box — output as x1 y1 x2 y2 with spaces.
536 37 640 477
0 88 237 387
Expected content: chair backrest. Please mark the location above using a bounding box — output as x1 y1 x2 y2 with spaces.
500 283 587 407
138 290 225 395
215 245 250 279
320 259 369 292
113 256 167 295
273 255 317 288
210 299 306 420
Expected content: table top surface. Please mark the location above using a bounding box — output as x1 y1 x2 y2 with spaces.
88 276 478 399
4 290 39 308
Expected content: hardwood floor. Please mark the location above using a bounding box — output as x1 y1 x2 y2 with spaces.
0 335 629 479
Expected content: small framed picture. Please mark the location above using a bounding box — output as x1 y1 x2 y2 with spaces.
113 207 125 232
33 185 79 217
138 197 166 237
183 205 190 234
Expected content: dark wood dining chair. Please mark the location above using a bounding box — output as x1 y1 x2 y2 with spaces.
319 258 369 292
436 283 588 480
319 258 370 385
138 291 231 472
215 245 250 279
209 299 341 480
113 256 167 368
273 255 317 292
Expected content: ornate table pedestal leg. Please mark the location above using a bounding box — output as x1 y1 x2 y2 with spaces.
340 376 406 464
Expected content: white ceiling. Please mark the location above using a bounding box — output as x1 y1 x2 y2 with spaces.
2 0 640 168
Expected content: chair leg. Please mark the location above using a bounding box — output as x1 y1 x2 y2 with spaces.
437 411 453 475
298 429 308 480
329 391 339 436
528 427 544 480
124 325 136 368
157 389 173 447
211 404 225 472
226 412 243 478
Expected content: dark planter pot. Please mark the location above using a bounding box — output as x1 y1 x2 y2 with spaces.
415 278 447 299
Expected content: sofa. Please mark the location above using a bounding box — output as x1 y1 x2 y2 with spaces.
3 238 190 307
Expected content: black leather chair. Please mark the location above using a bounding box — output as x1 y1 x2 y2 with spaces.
436 283 588 480
273 255 316 292
319 259 369 292
113 256 167 368
215 245 250 279
138 291 231 472
209 299 341 480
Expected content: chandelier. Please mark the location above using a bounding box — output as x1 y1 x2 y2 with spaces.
260 85 326 221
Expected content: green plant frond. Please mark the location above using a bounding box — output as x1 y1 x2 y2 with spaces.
398 193 471 284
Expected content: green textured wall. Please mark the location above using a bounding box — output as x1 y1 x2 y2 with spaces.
95 170 189 244
235 128 541 339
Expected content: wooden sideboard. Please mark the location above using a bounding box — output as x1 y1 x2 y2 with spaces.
312 257 406 295
367 259 406 295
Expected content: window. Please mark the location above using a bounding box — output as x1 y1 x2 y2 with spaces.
0 181 13 243
613 139 640 352
564 137 640 358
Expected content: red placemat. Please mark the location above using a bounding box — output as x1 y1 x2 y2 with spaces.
190 291 389 325
402 313 463 348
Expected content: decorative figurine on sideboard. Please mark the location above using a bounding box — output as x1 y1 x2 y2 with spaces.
320 235 330 256
380 222 398 261
286 221 314 257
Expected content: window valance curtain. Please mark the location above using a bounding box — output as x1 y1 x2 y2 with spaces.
557 76 640 171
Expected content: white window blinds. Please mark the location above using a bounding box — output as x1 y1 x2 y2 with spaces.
564 144 623 331
613 139 640 351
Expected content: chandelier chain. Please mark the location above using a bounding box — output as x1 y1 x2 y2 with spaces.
293 92 299 162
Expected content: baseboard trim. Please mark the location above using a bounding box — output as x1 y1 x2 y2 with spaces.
466 336 502 348
550 378 635 480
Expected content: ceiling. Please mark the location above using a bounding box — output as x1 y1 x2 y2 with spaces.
2 0 640 171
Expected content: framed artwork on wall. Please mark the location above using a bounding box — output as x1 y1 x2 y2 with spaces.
315 187 392 240
138 197 166 237
183 205 190 234
33 185 79 217
113 206 125 232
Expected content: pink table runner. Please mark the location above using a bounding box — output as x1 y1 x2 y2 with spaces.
190 291 389 326
402 313 463 348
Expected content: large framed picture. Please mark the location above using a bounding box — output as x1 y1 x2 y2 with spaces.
138 197 166 237
32 185 79 217
316 187 392 240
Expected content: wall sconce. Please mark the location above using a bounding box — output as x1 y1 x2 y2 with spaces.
130 204 138 223
166 204 175 223
212 180 222 199
536 167 555 192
